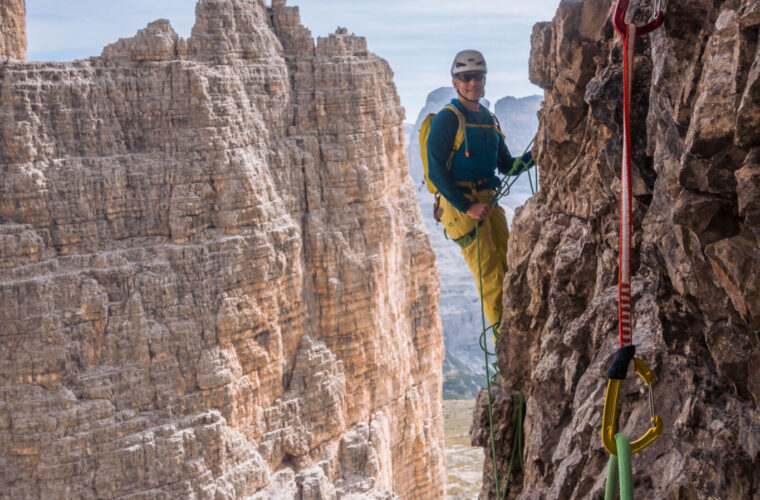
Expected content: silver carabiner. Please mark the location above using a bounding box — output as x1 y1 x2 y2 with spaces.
652 0 663 21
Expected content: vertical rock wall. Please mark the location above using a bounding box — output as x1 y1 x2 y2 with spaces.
475 0 760 498
0 0 444 498
0 0 25 60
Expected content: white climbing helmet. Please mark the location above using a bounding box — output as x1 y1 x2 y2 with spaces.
451 50 487 76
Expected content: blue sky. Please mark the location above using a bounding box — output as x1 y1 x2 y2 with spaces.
25 0 560 118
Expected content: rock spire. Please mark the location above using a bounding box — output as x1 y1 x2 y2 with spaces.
0 0 444 498
0 0 25 60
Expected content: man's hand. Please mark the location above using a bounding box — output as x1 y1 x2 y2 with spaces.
466 202 492 221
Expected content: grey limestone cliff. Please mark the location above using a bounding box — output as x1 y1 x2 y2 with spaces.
473 0 760 498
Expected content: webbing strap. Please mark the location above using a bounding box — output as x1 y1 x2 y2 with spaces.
452 222 480 250
613 0 663 349
618 22 636 349
613 0 664 37
602 1 665 459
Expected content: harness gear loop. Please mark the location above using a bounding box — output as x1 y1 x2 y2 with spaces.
652 0 662 20
602 357 664 456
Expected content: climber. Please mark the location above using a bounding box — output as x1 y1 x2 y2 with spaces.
426 49 532 335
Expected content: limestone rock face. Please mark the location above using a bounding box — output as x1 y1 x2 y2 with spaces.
474 0 760 498
0 0 25 60
0 1 444 498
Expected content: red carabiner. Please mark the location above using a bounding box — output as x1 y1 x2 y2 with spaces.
613 0 664 37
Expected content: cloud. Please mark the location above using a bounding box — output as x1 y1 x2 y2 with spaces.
297 0 559 26
26 0 196 60
25 0 556 114
295 0 559 112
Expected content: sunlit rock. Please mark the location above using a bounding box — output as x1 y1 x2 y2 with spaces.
0 1 444 497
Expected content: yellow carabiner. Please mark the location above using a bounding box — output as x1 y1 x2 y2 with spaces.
602 357 663 455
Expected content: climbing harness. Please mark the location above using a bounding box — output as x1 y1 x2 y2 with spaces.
475 140 535 499
601 0 664 464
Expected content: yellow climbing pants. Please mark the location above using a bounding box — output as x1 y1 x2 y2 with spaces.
437 185 509 330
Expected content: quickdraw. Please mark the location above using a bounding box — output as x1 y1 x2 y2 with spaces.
601 0 665 458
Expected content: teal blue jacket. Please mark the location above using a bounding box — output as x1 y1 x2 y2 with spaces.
427 99 531 213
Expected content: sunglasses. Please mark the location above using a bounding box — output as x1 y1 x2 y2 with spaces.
456 73 485 83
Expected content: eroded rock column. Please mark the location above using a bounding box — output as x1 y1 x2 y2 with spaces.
0 0 25 60
0 0 444 498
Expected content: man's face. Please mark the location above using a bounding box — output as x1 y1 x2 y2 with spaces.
452 71 486 101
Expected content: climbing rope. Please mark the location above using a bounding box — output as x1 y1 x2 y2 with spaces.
605 434 634 500
476 223 525 500
491 139 537 203
474 139 535 499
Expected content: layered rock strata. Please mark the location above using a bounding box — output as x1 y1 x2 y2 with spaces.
475 0 760 497
0 0 25 60
0 0 445 498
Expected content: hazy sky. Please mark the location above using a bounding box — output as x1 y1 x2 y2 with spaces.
25 0 560 118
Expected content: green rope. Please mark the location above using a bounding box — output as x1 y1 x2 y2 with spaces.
492 139 537 204
476 224 525 499
503 393 525 491
605 433 634 500
520 139 537 196
605 453 620 499
472 139 538 499
476 223 503 498
527 167 535 195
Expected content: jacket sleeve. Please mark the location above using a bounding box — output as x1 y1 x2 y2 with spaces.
427 109 472 213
